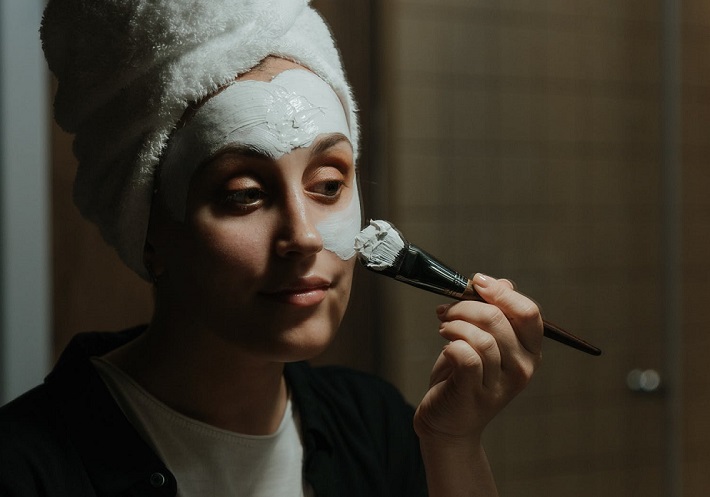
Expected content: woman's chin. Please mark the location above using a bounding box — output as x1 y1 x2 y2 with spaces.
270 332 335 363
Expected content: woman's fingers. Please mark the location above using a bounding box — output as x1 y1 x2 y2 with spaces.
471 273 543 356
436 274 543 393
438 320 501 389
497 278 516 291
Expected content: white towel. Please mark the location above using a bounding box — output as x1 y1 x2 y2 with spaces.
41 0 359 279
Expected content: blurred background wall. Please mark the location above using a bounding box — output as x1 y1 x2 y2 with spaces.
376 0 710 495
1 0 709 495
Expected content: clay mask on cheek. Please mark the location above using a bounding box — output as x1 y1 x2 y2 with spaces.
316 181 361 260
160 69 361 260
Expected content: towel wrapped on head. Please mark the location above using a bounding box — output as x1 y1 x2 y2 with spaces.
41 0 359 280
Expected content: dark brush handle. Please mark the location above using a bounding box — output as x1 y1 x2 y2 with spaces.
459 279 602 356
541 320 601 356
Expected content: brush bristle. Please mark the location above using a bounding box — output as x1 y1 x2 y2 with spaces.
354 219 406 270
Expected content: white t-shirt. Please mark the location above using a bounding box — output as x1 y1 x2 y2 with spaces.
91 357 314 497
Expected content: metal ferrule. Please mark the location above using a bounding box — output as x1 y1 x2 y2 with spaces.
394 244 481 300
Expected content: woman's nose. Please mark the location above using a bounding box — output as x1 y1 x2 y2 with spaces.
274 193 323 259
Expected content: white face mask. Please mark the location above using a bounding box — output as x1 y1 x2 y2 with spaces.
160 69 361 260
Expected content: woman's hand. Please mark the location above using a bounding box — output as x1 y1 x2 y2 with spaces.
414 273 543 496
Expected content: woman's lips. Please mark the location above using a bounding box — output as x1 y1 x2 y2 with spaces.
262 277 331 306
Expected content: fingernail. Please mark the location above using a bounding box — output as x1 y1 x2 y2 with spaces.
473 273 493 288
436 304 449 316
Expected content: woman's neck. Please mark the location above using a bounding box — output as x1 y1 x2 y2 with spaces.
103 320 289 436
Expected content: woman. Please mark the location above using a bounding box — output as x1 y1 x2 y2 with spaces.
0 1 542 496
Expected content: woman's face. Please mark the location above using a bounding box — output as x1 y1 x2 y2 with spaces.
150 58 359 362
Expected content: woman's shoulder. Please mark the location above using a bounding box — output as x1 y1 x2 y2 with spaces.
0 383 56 442
0 384 85 495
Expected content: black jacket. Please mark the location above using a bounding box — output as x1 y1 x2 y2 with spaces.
0 327 427 496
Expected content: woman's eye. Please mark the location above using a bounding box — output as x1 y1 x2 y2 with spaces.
312 180 345 199
218 188 267 210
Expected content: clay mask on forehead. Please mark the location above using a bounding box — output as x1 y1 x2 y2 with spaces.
160 69 361 260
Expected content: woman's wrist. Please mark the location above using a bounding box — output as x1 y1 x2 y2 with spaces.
419 436 498 497
417 428 484 454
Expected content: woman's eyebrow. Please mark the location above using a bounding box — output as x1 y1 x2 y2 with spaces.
216 144 270 159
205 135 351 174
205 144 271 168
309 133 352 157
198 144 271 176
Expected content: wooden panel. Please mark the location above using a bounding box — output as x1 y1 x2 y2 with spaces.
380 1 670 495
680 1 710 493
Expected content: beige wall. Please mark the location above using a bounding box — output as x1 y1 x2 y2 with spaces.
380 0 709 495
681 0 710 490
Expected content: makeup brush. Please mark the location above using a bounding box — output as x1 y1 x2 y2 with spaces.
354 220 602 356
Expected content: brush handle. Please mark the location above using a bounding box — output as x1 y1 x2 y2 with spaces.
539 320 602 356
460 281 602 356
362 241 602 356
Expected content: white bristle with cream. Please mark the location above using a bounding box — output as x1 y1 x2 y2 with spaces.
353 219 405 270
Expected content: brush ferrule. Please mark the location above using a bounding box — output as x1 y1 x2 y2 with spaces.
394 245 473 299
